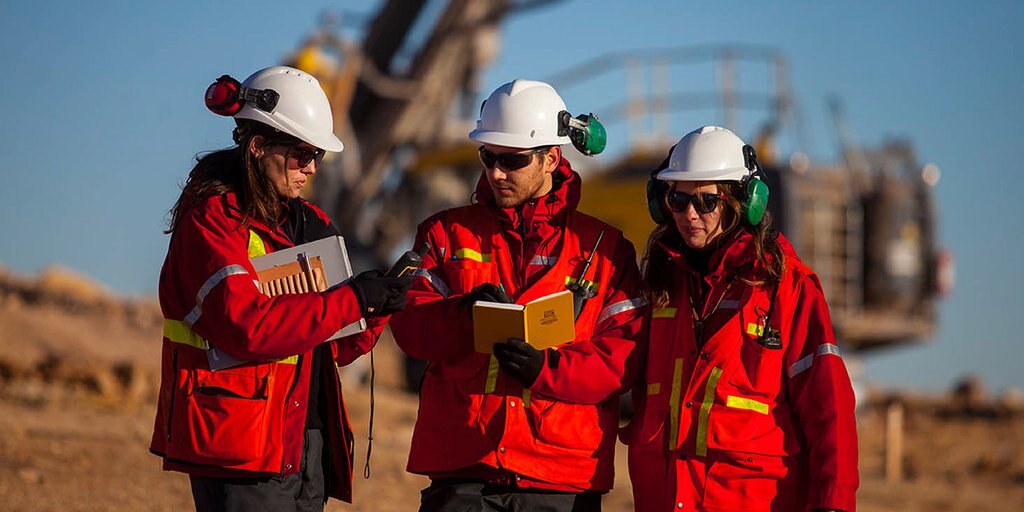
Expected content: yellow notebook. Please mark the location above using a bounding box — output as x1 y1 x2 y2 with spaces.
472 290 576 354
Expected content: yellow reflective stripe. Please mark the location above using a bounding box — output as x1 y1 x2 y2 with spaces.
484 355 500 393
726 395 769 415
746 323 764 336
522 389 531 408
653 307 678 319
247 230 267 258
454 248 490 262
668 358 684 448
163 319 209 350
164 320 297 365
696 367 723 457
647 382 661 395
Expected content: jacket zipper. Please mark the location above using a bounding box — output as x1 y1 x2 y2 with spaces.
166 347 178 442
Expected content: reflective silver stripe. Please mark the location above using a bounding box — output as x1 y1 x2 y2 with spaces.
530 255 557 266
788 342 842 378
719 299 740 309
817 343 841 358
184 265 249 327
597 297 648 324
412 268 451 298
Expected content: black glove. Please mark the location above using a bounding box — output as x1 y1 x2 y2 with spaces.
492 338 547 388
459 283 512 311
348 269 414 317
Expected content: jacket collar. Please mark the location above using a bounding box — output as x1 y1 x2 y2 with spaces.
472 156 581 231
659 227 798 281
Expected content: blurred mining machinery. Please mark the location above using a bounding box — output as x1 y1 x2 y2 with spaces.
281 2 952 390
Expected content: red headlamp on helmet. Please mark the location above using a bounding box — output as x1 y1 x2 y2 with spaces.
204 75 279 116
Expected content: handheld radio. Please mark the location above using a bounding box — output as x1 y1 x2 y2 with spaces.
385 242 431 278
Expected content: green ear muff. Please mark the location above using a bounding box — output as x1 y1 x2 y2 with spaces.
559 111 607 156
741 176 769 226
739 144 769 226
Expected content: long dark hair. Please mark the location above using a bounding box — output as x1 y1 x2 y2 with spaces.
641 181 785 308
166 120 300 234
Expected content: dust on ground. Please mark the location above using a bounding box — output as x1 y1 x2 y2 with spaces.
1 265 1022 511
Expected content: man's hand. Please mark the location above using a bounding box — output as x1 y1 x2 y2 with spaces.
460 283 512 311
492 338 545 388
348 270 414 317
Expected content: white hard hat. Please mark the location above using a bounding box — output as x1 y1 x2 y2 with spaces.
469 79 571 148
235 66 344 152
656 125 749 182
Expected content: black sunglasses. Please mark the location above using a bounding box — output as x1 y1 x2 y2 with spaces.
478 146 549 171
288 145 326 168
666 191 724 214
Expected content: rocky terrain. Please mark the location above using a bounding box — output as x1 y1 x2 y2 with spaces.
0 265 1021 511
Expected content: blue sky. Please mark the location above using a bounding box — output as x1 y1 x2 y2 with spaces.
1 1 1021 394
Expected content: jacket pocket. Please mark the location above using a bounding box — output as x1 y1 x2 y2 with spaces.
530 399 612 453
175 368 272 465
703 451 792 510
444 258 494 295
420 359 489 433
731 308 786 400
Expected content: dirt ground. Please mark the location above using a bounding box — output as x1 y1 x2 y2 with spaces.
1 266 1022 511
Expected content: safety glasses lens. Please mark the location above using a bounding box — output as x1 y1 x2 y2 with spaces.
478 147 540 171
667 191 721 214
291 147 325 168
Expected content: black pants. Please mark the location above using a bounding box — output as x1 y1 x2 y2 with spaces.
191 429 326 512
420 479 602 512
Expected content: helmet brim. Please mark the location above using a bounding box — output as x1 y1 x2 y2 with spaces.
655 166 748 182
469 128 569 149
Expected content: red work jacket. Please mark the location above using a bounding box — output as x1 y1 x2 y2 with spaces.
622 230 858 511
149 193 379 503
389 160 647 491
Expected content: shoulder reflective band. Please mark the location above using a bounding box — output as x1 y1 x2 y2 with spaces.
668 358 684 449
484 354 500 393
746 323 764 336
726 395 769 415
412 268 451 297
522 389 531 408
653 307 678 319
647 382 661 395
695 367 723 457
453 248 491 262
787 343 842 378
530 255 557 266
184 265 249 326
598 297 648 324
248 230 267 258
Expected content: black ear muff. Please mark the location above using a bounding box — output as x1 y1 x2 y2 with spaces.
647 177 671 225
205 75 244 116
646 148 674 224
740 145 769 226
205 74 280 116
557 110 572 137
